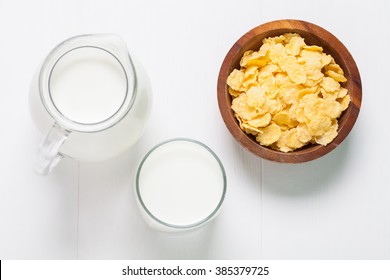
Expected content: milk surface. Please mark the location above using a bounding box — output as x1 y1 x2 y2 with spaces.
49 47 128 124
138 140 225 227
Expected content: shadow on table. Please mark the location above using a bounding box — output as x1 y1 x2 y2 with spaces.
262 136 353 197
135 219 218 260
228 137 263 190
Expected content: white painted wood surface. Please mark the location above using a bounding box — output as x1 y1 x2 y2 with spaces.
0 0 389 259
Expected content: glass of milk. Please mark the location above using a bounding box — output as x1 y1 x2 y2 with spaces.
136 138 227 232
29 34 152 175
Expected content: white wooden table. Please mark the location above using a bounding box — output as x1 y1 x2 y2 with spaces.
1 0 389 259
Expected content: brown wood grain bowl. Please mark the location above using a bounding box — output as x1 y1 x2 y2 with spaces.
217 19 362 163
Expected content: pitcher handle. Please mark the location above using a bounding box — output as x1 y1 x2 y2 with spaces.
35 124 70 176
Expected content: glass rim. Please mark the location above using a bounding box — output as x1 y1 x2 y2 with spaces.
135 138 227 230
39 34 137 133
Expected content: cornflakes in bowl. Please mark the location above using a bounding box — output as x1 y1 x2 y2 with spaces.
217 20 362 163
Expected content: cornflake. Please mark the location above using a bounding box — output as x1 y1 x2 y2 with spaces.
227 33 350 152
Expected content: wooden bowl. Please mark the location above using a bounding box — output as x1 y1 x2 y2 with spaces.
217 19 362 163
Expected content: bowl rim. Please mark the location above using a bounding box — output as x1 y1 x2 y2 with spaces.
217 19 362 163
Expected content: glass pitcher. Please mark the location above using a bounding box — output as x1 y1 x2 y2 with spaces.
29 34 152 175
